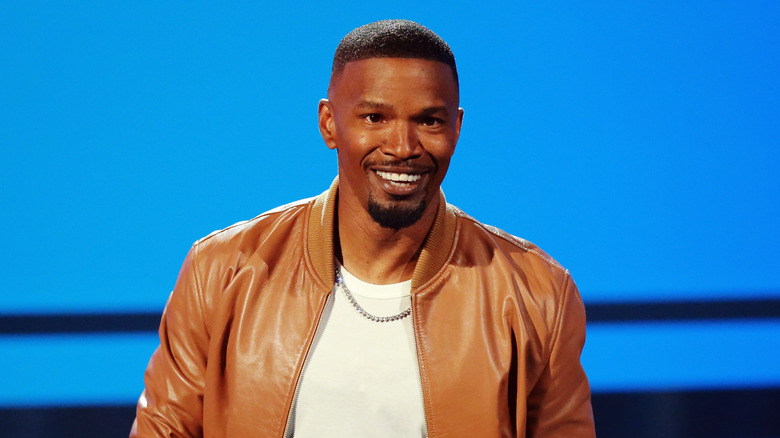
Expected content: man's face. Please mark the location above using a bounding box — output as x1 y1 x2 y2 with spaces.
319 58 463 230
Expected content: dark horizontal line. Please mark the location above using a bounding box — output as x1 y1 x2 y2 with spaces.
591 386 780 437
0 312 161 335
585 298 780 322
1 387 779 438
1 297 779 335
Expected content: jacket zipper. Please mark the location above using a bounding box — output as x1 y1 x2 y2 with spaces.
411 296 431 437
281 291 333 438
281 289 429 437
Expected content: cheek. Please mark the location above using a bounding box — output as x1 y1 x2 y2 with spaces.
339 125 380 158
429 144 456 184
434 158 452 182
357 131 377 150
426 137 456 165
336 144 370 180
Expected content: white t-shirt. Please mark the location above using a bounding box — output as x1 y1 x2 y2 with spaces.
286 265 426 437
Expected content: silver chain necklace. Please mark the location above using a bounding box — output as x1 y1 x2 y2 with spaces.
335 271 412 323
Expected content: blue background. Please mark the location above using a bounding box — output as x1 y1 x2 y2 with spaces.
2 1 779 410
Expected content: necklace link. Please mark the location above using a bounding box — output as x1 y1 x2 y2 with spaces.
336 271 412 323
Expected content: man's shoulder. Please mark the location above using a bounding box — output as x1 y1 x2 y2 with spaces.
194 196 316 254
449 204 567 277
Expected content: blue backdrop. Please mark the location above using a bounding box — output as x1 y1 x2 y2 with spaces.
2 0 779 417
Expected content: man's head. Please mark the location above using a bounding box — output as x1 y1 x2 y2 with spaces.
329 20 459 98
319 20 463 231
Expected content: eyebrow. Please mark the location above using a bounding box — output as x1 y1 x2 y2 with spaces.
418 106 449 117
356 101 449 116
356 101 391 110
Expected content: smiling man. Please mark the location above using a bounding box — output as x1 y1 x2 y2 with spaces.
132 20 595 437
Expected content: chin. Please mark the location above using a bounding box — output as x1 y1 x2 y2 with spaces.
367 195 427 231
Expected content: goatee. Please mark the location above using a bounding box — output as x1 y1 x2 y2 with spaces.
368 194 427 231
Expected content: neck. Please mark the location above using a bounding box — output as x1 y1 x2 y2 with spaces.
336 195 438 285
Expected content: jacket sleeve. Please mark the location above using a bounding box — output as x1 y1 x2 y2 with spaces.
131 245 210 437
525 272 596 437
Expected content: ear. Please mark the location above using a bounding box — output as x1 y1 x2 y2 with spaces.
454 107 465 143
318 99 338 150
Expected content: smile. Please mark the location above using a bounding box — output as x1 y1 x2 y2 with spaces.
375 170 423 186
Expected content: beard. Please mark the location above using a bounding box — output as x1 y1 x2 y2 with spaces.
368 193 427 231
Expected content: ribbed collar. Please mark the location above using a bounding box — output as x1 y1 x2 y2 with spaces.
306 177 458 291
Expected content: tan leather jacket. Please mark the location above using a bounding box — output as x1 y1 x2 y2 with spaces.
132 180 595 437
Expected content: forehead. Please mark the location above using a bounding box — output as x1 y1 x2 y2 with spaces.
329 58 459 107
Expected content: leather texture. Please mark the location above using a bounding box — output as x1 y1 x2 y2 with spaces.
131 178 595 437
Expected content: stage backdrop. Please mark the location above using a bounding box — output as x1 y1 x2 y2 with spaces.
1 2 779 436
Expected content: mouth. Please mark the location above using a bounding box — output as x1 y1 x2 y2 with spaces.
370 168 429 197
375 170 423 187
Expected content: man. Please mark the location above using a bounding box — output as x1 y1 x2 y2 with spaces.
132 20 595 437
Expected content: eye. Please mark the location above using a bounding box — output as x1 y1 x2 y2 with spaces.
420 117 443 127
363 113 383 123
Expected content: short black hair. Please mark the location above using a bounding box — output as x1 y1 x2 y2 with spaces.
330 19 458 89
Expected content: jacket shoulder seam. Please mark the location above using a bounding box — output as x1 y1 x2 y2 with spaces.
197 196 314 245
545 271 573 365
454 210 566 275
191 240 211 337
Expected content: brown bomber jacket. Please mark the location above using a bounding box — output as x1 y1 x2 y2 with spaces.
131 179 595 437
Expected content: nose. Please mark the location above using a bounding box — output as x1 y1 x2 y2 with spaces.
380 121 423 160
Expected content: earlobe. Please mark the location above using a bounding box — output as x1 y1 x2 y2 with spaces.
318 99 338 150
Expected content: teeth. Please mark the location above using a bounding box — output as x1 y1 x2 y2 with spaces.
376 171 422 183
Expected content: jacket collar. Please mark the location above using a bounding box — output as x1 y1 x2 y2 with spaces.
307 177 458 291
